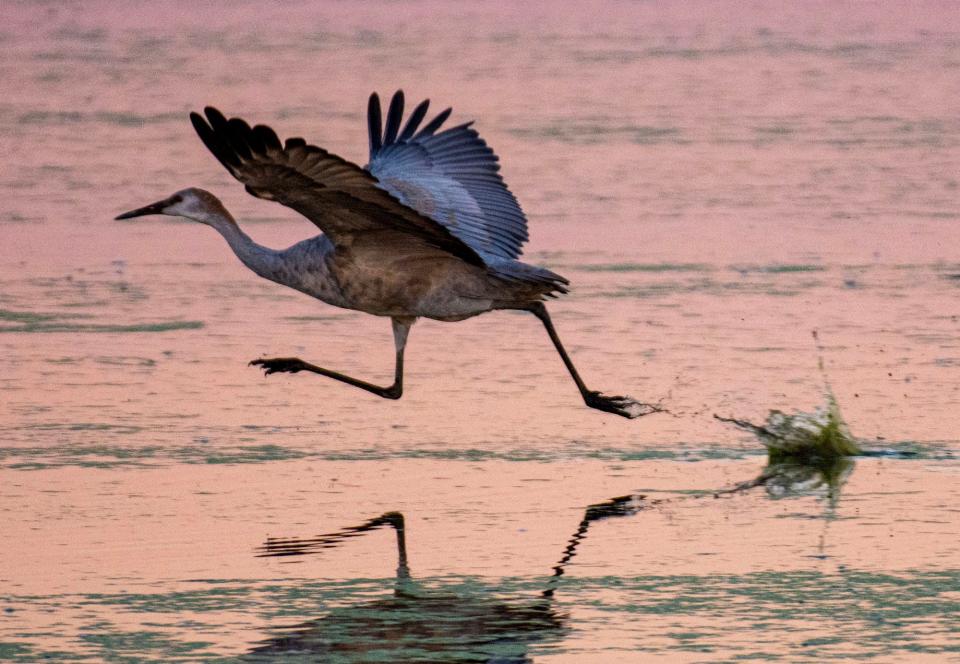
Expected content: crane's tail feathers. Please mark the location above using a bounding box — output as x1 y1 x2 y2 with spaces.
487 259 570 302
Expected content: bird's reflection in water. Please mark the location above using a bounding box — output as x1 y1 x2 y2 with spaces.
242 452 857 661
245 497 645 662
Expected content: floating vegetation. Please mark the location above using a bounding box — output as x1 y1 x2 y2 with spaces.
577 262 711 273
0 308 203 334
715 395 861 463
729 263 826 274
712 331 866 511
713 390 901 515
0 320 204 334
716 330 861 462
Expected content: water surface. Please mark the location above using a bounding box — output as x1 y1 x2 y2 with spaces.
1 1 959 661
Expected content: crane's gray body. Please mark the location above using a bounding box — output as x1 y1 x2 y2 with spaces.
239 232 561 321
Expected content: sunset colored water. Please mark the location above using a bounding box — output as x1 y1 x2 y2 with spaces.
2 1 959 661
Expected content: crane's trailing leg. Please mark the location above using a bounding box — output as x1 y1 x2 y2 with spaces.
528 302 661 419
250 317 414 400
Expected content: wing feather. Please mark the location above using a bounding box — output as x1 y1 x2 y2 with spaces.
416 107 452 139
367 93 382 158
383 90 404 146
367 92 529 260
398 98 430 142
190 107 484 266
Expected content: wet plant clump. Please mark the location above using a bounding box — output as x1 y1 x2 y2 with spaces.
714 396 859 506
716 330 862 463
716 394 861 463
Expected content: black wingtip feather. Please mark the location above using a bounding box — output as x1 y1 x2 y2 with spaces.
189 111 211 145
203 106 229 131
203 107 246 159
398 98 430 142
226 118 253 160
383 90 404 146
191 109 240 170
367 92 382 158
417 107 452 138
253 124 282 152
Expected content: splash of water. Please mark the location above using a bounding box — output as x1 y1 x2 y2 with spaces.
716 330 861 461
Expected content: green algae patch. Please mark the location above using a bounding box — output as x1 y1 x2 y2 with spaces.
718 395 861 463
717 330 861 462
0 320 204 334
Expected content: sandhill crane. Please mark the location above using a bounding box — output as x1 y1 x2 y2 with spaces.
117 91 658 418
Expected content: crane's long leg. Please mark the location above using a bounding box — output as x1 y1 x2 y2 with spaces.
528 302 661 419
250 317 413 400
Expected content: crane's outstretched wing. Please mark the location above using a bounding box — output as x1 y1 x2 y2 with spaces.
366 90 529 260
190 107 484 267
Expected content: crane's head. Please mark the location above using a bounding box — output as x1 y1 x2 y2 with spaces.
115 187 232 226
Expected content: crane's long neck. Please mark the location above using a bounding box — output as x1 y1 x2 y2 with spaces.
206 210 284 281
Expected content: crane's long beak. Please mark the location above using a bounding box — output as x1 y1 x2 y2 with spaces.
115 200 167 220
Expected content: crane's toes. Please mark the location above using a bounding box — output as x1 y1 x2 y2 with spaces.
585 391 664 419
249 357 307 375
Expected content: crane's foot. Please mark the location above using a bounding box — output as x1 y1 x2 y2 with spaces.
584 391 664 419
250 357 308 375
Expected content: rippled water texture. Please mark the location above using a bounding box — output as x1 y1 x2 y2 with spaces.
2 1 959 661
